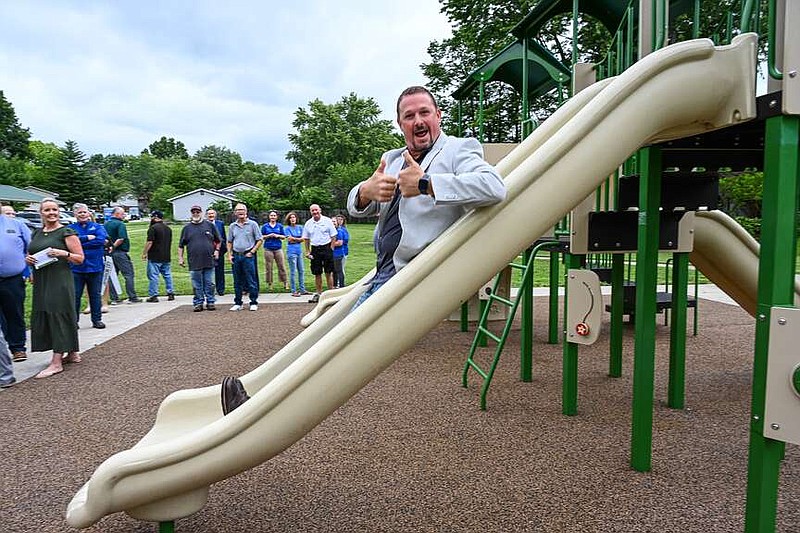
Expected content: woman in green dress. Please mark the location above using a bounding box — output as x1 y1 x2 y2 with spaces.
25 198 85 378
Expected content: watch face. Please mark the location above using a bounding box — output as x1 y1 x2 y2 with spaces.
418 177 429 194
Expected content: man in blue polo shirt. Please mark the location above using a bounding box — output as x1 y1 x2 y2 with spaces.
0 200 31 387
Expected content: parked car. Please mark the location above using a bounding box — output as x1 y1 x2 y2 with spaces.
60 210 77 224
17 211 43 229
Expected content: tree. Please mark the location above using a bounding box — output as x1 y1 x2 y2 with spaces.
50 140 96 206
193 145 242 185
0 90 31 161
143 136 189 159
119 153 166 206
24 141 62 190
286 93 399 206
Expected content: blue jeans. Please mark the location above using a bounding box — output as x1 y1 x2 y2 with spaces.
0 273 26 353
190 268 216 306
147 261 174 296
352 279 387 311
286 251 306 293
0 326 14 385
232 254 258 305
110 250 137 301
73 270 104 324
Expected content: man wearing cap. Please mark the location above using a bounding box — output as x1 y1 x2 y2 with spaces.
142 210 174 303
178 205 221 312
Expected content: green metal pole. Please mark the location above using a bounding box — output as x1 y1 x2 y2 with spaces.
477 299 488 347
562 252 583 415
522 36 532 138
520 247 534 381
630 146 662 472
609 253 624 377
667 252 689 409
548 249 560 344
460 301 469 331
159 521 175 533
478 77 485 142
744 115 798 533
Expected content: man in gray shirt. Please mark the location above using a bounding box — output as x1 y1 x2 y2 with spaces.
227 203 262 311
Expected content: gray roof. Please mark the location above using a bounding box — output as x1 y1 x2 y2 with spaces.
0 184 51 202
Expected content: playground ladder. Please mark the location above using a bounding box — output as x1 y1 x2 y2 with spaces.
461 248 539 410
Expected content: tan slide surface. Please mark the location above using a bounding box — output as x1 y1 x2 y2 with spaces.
67 34 758 528
691 210 800 316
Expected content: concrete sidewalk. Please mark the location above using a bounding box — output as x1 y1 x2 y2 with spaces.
4 284 738 390
7 291 312 387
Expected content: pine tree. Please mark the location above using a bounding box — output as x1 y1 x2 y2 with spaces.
51 140 96 206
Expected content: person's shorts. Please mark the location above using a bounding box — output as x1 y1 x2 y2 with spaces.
310 245 334 275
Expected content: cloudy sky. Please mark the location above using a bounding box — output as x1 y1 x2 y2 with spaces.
0 1 452 171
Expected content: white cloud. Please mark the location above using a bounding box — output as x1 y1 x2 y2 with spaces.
0 0 451 171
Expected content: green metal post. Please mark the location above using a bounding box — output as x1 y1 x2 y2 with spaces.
159 521 175 533
520 247 534 381
609 253 624 377
521 36 532 138
630 146 662 472
562 252 583 415
744 115 798 533
478 77 485 142
548 249 560 344
667 252 689 409
460 301 469 331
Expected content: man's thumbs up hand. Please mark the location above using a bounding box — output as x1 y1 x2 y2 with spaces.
358 158 397 204
398 151 424 198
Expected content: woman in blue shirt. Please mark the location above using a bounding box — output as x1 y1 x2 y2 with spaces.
260 210 288 291
332 214 349 288
283 211 307 296
69 203 108 329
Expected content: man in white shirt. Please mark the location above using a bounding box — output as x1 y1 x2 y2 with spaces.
301 204 336 303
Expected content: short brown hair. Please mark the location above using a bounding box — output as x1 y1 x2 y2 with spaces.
396 86 438 116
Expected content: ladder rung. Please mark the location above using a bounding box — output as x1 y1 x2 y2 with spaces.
489 294 513 307
508 262 527 270
466 359 488 379
477 326 502 344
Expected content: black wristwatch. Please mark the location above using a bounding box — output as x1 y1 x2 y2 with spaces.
418 173 430 195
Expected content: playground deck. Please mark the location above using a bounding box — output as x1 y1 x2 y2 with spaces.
2 299 797 532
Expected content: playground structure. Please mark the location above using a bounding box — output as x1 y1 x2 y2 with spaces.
65 2 798 532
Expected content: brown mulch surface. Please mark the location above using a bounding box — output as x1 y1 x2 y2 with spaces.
1 299 798 532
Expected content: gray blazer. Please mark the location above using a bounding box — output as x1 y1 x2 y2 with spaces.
347 133 506 273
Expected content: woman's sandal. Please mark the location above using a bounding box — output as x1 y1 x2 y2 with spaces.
35 366 64 379
63 353 82 364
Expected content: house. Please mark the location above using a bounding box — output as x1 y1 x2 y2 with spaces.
168 188 236 221
0 184 51 203
218 182 261 194
22 186 64 209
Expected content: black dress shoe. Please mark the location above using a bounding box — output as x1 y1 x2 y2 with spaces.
221 376 250 415
92 321 106 329
167 293 175 301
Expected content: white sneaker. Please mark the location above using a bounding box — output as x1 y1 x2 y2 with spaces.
229 304 242 311
249 304 258 311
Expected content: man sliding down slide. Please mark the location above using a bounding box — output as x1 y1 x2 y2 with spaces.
221 85 506 415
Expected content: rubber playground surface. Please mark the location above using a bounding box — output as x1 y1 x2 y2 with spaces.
1 297 798 532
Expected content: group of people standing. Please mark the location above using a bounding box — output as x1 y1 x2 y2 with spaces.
0 197 353 386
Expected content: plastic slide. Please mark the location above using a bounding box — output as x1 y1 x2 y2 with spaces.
66 34 758 528
691 210 800 316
